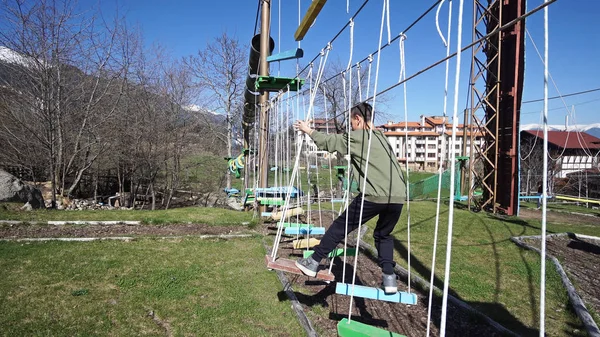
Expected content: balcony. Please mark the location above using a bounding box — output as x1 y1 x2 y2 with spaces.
415 148 426 153
415 140 426 144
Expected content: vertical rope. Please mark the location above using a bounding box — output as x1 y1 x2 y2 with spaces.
540 1 550 335
427 1 453 335
347 0 386 321
399 33 411 294
272 47 331 258
440 0 465 335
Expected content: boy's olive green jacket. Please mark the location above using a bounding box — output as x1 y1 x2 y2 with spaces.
310 128 407 204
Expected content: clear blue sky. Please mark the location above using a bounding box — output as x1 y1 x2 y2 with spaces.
83 0 599 128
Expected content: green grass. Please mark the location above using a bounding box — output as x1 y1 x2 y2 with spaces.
0 205 255 226
2 199 597 336
358 200 599 336
521 200 600 217
0 237 304 336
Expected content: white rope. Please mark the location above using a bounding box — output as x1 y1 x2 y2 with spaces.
347 0 386 321
440 0 465 335
274 101 280 188
427 1 452 335
398 33 412 294
356 63 363 102
272 46 331 258
519 110 544 161
540 2 549 335
337 14 358 281
435 0 448 47
366 55 373 99
385 0 392 44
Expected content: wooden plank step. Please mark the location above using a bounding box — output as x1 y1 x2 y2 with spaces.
265 255 335 281
335 283 417 305
271 207 304 221
284 227 325 235
337 318 406 337
293 238 320 249
303 248 356 258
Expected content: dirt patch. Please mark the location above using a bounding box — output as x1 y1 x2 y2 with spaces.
523 235 600 318
265 210 506 337
518 208 600 227
0 222 247 238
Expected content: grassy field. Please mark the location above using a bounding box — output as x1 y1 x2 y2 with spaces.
361 200 599 336
520 200 600 217
0 204 255 226
1 200 598 336
0 236 304 336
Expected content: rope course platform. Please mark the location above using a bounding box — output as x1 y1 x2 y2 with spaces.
255 76 304 92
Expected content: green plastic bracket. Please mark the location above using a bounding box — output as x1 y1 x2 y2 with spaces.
303 248 356 258
255 76 304 92
337 318 406 337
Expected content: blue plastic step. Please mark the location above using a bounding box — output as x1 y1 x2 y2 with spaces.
284 227 325 235
335 283 417 305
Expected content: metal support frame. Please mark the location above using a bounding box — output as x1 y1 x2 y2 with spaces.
468 0 525 215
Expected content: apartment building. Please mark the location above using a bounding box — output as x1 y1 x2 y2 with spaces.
379 116 484 172
303 116 482 171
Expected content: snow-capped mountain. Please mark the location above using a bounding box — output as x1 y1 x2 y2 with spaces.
184 104 222 116
520 123 600 139
0 46 34 68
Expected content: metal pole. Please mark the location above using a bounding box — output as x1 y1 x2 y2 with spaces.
258 0 271 214
461 108 469 196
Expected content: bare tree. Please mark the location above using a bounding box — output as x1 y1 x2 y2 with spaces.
316 60 393 133
0 0 132 206
186 32 246 189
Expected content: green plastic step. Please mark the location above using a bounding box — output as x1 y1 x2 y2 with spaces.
255 76 304 92
258 197 285 206
337 318 405 337
303 248 356 258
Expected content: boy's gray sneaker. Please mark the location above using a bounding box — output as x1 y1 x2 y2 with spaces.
295 257 319 277
382 273 398 294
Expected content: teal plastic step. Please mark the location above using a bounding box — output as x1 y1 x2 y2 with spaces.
335 283 417 305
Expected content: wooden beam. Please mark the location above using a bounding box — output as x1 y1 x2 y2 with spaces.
294 0 327 41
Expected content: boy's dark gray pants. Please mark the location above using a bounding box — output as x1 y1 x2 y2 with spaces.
310 195 403 275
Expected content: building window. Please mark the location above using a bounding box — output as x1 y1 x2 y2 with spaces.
396 143 400 148
455 144 460 149
427 144 436 149
428 137 436 141
427 153 436 158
